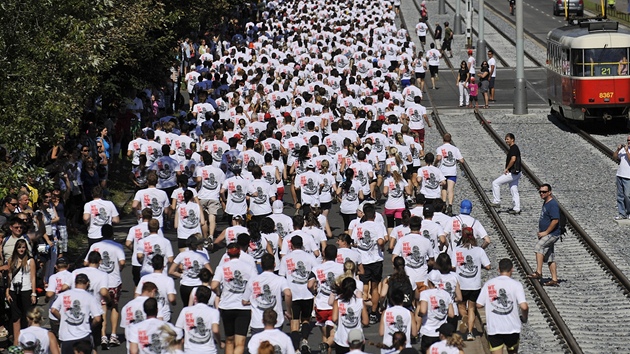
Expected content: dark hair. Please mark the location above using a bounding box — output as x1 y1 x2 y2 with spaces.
338 277 357 303
499 258 513 272
87 251 102 264
143 297 159 317
409 216 422 231
338 233 353 246
435 253 452 274
261 253 275 271
324 245 338 261
199 268 212 283
151 254 164 270
390 288 405 305
101 224 113 239
195 286 212 304
260 217 276 234
390 256 411 284
183 189 194 203
291 235 303 249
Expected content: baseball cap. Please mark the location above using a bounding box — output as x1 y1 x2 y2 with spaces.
272 200 284 213
56 256 69 265
184 149 193 156
470 77 475 82
307 162 316 169
390 165 400 173
468 49 473 55
427 270 441 285
436 323 456 337
460 199 473 214
423 203 435 214
347 329 365 345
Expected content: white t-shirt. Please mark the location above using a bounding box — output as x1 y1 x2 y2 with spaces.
133 188 169 227
83 199 119 239
222 176 251 216
127 318 177 354
452 246 490 290
171 187 198 209
173 250 210 286
426 49 441 66
477 275 527 335
389 225 411 244
382 305 413 348
405 103 427 130
467 56 476 75
51 288 103 341
244 271 290 328
175 303 221 353
149 156 181 189
419 288 453 337
281 230 319 256
249 179 276 216
126 222 164 267
436 143 463 177
213 258 257 310
137 234 174 276
488 57 497 78
421 219 445 255
268 213 293 239
333 296 365 347
45 270 74 320
336 247 362 266
136 272 176 321
415 22 428 37
295 171 322 206
384 177 407 210
248 329 294 354
85 240 126 287
339 180 362 214
418 165 445 199
617 147 630 178
128 138 147 166
278 249 317 300
444 214 488 248
310 261 345 311
392 233 434 283
71 267 108 303
428 270 461 316
176 202 202 240
120 295 166 330
19 326 51 354
222 225 249 245
428 339 461 354
351 220 386 264
195 165 226 200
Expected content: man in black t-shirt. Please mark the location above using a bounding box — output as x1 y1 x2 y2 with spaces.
490 133 522 214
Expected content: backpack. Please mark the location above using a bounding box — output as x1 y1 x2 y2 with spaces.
357 120 368 138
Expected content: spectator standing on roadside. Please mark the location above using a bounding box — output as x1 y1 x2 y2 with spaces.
527 184 561 286
477 61 490 108
477 258 528 354
490 133 522 214
434 23 443 49
456 61 470 108
613 136 630 220
487 50 497 102
442 22 453 58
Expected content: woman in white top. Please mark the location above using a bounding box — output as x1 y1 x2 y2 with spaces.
318 160 336 217
6 239 37 345
336 169 364 232
332 277 369 354
19 307 59 354
382 166 411 236
169 234 213 304
452 228 490 340
260 217 281 272
174 190 205 252
414 50 427 92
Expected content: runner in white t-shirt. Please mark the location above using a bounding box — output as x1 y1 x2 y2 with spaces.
132 172 171 228
175 286 221 354
82 187 119 241
434 134 465 216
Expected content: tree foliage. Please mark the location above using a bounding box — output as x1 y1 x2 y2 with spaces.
0 0 244 197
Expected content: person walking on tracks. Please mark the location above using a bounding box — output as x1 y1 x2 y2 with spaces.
477 258 528 354
527 184 561 286
490 133 522 214
613 136 630 220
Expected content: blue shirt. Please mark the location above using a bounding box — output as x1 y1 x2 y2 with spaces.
539 197 560 235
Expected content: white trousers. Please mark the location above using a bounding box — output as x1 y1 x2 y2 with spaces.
492 172 521 211
458 82 469 106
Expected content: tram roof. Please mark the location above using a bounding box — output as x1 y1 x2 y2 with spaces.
547 21 630 48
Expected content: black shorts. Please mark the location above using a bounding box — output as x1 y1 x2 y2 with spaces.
291 299 314 321
488 333 520 352
489 77 496 89
429 65 439 77
177 238 188 249
419 36 426 44
320 201 332 211
442 40 452 51
461 289 481 303
420 335 440 353
132 265 141 285
220 309 251 336
415 72 426 79
359 261 383 283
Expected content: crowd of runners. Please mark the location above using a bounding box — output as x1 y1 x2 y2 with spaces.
0 0 531 353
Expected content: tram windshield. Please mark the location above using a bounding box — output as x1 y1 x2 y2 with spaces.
572 48 629 77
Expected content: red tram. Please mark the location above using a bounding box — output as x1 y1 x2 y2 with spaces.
547 20 630 121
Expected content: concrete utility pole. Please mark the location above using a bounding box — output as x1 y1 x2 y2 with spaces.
475 0 486 65
466 0 473 48
439 0 446 14
454 0 463 34
513 0 527 114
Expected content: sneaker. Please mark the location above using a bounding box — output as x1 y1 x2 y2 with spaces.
489 202 501 208
319 342 329 353
446 204 453 216
435 74 439 80
466 332 475 341
369 313 379 325
109 335 120 347
300 339 311 354
101 336 109 350
507 209 521 215
614 215 626 220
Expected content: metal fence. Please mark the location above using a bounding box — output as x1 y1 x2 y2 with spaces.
595 4 630 23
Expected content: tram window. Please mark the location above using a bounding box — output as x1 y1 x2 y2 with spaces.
572 49 583 76
579 48 628 77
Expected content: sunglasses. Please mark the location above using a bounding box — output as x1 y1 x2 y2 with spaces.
539 190 549 194
9 203 17 206
11 225 24 230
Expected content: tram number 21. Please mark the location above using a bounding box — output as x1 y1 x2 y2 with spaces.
601 67 612 76
599 92 614 99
